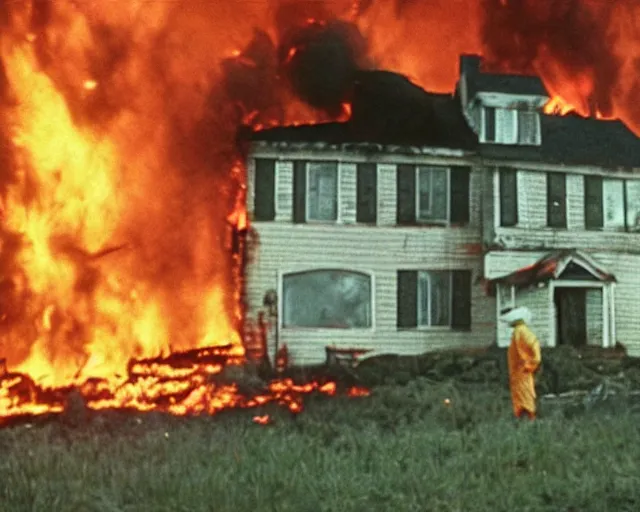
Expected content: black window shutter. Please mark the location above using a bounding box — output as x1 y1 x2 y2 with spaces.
397 164 416 224
485 107 496 142
547 172 567 228
292 161 307 223
397 271 417 328
449 166 470 224
451 270 472 331
584 175 603 229
253 159 276 221
356 163 377 223
499 168 518 227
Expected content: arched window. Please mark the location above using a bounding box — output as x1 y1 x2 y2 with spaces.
282 270 372 329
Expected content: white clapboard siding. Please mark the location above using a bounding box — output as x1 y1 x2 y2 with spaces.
495 226 640 253
275 161 292 222
492 168 640 253
339 162 357 224
484 251 546 280
246 154 491 365
586 288 603 346
591 253 640 356
245 230 494 365
377 164 396 226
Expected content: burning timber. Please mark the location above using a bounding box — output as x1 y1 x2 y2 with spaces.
0 345 369 427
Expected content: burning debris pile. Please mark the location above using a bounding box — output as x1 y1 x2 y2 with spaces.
1 344 370 427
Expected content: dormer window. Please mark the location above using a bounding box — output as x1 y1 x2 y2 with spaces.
481 106 541 146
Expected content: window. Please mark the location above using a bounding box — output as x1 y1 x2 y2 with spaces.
356 163 377 223
253 158 276 221
603 180 625 229
547 172 567 228
292 161 338 223
282 270 372 328
518 111 541 145
584 176 640 231
499 168 518 227
396 165 470 225
496 108 517 144
397 270 471 330
307 162 338 221
482 107 540 145
417 167 448 222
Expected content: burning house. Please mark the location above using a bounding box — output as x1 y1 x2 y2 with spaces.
1 0 639 421
244 54 640 366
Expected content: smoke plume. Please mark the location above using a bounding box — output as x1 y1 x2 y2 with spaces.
278 19 371 116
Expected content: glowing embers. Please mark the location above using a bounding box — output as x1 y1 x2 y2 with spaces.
0 345 370 425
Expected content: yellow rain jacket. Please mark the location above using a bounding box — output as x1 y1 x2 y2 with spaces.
507 320 542 418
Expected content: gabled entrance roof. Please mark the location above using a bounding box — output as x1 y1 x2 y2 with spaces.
487 250 616 293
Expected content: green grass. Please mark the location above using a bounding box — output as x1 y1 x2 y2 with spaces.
1 378 640 512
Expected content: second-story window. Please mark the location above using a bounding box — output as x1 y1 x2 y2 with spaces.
499 168 518 227
585 175 640 232
396 164 470 226
547 172 567 228
307 162 338 221
293 161 338 223
417 167 448 222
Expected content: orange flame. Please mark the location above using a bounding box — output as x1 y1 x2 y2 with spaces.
0 1 248 407
543 96 576 116
348 386 371 397
82 79 98 91
253 414 271 425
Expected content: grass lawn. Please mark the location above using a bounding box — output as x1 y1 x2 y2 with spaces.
1 377 640 512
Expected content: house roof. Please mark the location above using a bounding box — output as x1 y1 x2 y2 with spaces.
466 73 548 99
486 250 616 295
481 113 640 169
247 66 640 170
250 70 478 151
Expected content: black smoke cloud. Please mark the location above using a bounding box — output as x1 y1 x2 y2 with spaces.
278 19 371 116
221 10 372 124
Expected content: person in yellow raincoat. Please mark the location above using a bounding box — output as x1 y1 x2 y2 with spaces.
501 306 542 420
